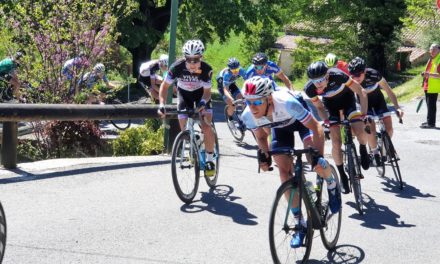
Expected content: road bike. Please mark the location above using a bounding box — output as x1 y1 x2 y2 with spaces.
268 147 342 263
224 99 249 142
170 109 220 204
339 118 364 215
369 111 403 189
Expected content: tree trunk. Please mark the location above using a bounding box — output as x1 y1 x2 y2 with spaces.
130 45 154 78
367 44 387 77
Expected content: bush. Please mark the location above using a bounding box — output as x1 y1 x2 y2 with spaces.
290 38 326 78
112 119 164 156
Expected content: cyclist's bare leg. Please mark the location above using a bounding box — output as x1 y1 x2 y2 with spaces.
178 117 188 131
383 115 393 138
273 154 300 206
351 121 368 145
366 121 378 150
329 125 343 166
201 112 215 153
225 97 235 117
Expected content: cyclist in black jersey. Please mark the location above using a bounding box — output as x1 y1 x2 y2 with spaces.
158 39 216 176
348 57 404 166
304 61 370 194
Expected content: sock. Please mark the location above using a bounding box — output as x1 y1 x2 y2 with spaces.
291 207 306 228
325 176 337 189
206 152 214 162
337 164 347 179
372 147 380 155
228 115 233 121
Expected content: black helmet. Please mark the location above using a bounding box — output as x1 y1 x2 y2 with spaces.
227 57 240 69
348 57 366 75
252 52 268 65
307 61 328 79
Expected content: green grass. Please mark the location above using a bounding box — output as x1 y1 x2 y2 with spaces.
391 65 425 103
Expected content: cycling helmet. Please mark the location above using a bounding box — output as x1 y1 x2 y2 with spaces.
93 63 105 73
242 76 273 99
159 54 169 66
348 57 366 75
307 61 328 79
252 52 268 65
182 39 205 56
227 57 240 69
325 53 338 67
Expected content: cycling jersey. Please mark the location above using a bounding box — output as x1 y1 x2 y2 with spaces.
241 89 313 150
165 58 212 92
0 58 17 76
216 67 245 101
361 68 389 116
62 57 85 80
139 60 161 79
245 61 281 80
304 68 361 122
78 72 109 89
165 58 213 113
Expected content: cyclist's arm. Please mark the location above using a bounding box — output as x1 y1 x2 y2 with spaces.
347 79 368 115
310 97 329 122
303 117 325 155
254 127 270 153
275 71 292 90
202 86 211 104
222 85 234 102
159 80 170 106
378 78 401 112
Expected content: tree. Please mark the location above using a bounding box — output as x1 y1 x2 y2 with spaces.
117 0 284 76
284 0 406 75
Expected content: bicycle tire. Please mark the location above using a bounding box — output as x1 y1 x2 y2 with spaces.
347 144 364 215
383 132 403 190
269 180 314 264
224 105 245 142
375 132 386 178
0 201 6 263
319 165 342 250
171 130 200 204
204 123 220 188
109 99 131 130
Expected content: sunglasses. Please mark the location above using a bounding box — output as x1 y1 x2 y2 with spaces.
185 57 201 64
311 76 327 84
255 65 265 70
245 99 265 106
230 68 240 74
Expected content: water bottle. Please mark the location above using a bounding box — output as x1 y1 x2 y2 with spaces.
305 181 317 205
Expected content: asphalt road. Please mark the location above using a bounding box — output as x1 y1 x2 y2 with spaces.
0 98 439 263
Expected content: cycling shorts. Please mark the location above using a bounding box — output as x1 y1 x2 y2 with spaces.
177 87 212 119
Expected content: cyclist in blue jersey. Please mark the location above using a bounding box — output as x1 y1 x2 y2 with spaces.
241 76 341 248
304 61 370 194
348 57 404 166
245 52 293 90
78 63 115 91
216 58 246 120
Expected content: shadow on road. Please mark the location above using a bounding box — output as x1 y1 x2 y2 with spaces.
379 178 436 200
306 244 365 263
346 193 415 229
180 185 258 225
0 159 170 184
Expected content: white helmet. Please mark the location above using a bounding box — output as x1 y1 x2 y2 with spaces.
242 76 273 99
93 63 105 73
159 54 168 66
182 39 205 56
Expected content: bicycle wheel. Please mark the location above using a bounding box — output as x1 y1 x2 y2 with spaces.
269 180 314 264
204 124 220 188
171 130 200 204
318 165 342 250
347 144 364 215
0 201 6 263
375 133 386 178
109 99 131 130
383 132 403 190
224 105 245 142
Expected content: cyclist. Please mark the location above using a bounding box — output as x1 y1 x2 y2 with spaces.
0 51 23 98
62 52 88 94
348 57 404 166
304 61 370 194
241 76 341 248
157 39 216 176
139 54 169 103
245 52 293 90
78 63 115 103
324 53 349 75
216 57 246 122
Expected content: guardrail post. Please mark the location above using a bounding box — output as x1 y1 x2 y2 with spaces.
1 122 18 169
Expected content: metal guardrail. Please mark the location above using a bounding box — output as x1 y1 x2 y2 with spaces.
0 103 178 169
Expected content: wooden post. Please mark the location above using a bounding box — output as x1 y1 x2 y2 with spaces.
1 122 18 169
